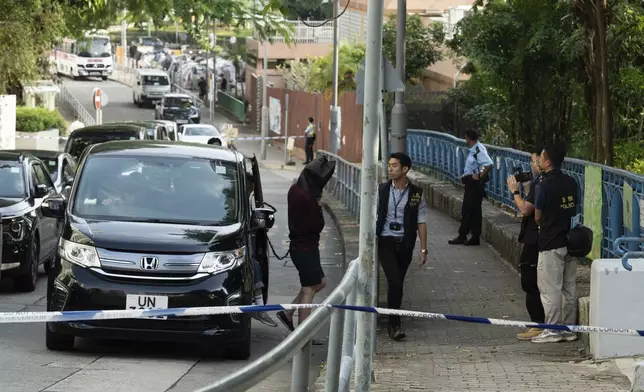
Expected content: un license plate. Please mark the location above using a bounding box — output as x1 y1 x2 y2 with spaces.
126 294 169 320
90 72 101 76
176 119 188 124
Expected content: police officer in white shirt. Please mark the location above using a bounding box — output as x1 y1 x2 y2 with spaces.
66 116 85 134
449 130 494 246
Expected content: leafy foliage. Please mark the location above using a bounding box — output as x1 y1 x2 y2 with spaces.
0 0 66 94
278 0 332 20
382 14 445 82
15 107 67 133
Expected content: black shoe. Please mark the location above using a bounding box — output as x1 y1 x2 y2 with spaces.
448 235 467 245
464 237 480 246
276 311 295 331
388 326 406 341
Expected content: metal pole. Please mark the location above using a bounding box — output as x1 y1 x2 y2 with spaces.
329 0 340 154
291 340 312 392
284 93 290 164
324 307 346 392
212 20 217 125
121 9 127 66
379 54 388 179
354 1 384 391
260 43 269 160
390 0 407 153
205 18 211 123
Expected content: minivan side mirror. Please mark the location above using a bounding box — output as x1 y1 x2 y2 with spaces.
251 207 275 230
34 184 49 198
42 196 66 219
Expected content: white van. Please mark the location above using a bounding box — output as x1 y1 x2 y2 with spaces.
132 68 171 108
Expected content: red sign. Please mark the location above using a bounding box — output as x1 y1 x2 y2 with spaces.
93 88 102 110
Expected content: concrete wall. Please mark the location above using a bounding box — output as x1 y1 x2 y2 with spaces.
15 129 60 151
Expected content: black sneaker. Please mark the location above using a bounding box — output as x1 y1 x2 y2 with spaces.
276 311 295 331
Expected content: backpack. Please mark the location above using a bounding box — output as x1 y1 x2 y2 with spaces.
567 224 593 258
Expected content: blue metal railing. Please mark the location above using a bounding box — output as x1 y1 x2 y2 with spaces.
322 129 644 258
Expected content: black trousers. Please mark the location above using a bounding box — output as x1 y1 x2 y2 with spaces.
378 236 414 327
305 136 315 162
519 243 545 323
458 177 485 237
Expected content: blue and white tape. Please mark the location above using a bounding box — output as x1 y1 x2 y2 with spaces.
0 303 642 337
14 135 304 141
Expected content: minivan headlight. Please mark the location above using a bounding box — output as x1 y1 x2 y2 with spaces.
60 239 101 268
197 247 245 274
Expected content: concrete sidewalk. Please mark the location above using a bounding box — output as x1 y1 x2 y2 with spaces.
313 197 631 391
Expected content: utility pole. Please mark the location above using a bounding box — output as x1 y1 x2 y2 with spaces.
259 42 269 160
390 0 407 153
205 18 211 122
121 9 127 66
329 0 341 154
354 0 384 391
211 20 217 125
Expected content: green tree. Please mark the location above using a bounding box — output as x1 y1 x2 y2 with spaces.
279 0 332 20
382 14 445 82
0 0 66 94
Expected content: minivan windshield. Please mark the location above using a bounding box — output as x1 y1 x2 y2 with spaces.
72 155 239 225
0 162 26 199
66 132 142 159
165 97 193 108
183 126 219 136
143 75 169 86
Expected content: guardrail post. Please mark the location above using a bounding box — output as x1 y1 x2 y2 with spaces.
291 339 312 392
324 307 346 391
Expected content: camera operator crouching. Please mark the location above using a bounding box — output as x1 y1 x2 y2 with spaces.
532 144 579 344
506 148 545 341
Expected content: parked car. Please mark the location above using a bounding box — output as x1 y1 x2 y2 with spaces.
63 123 150 160
151 120 178 141
178 124 227 147
43 140 274 359
120 121 172 141
154 93 200 124
9 150 77 199
0 151 63 292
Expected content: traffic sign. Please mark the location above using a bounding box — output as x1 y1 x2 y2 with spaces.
355 54 405 105
92 87 108 110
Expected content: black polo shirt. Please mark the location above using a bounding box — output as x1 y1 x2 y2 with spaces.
534 169 579 251
518 177 540 245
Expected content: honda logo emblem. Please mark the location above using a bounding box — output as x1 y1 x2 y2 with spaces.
140 257 159 270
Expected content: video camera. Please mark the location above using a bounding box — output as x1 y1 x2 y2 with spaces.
513 166 533 183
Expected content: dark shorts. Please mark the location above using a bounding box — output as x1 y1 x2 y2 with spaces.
290 247 325 287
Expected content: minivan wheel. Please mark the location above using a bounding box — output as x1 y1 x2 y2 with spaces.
224 317 251 360
15 238 39 292
46 324 75 351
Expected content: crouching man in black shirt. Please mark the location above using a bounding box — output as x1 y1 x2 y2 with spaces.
532 144 579 344
507 149 545 341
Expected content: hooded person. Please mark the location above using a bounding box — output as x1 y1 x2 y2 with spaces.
276 156 336 339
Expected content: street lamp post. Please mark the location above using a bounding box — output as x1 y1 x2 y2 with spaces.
390 0 407 153
329 0 340 154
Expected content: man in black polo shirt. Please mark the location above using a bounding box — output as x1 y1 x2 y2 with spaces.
507 148 545 341
532 144 579 344
376 153 428 341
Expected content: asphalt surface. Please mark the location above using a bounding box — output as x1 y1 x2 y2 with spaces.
0 77 345 392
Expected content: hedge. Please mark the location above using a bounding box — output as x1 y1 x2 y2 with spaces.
16 107 67 135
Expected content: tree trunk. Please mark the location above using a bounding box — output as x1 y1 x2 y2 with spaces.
574 0 613 165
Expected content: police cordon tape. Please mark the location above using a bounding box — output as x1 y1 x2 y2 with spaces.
14 135 306 141
0 303 642 336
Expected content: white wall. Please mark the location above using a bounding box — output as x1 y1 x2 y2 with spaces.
0 95 16 150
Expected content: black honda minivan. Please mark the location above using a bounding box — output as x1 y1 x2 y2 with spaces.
42 140 274 359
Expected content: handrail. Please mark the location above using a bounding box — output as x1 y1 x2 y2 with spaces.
194 258 359 392
613 237 644 271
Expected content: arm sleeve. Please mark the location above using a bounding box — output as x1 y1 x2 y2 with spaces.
478 148 494 167
534 183 546 210
417 193 427 224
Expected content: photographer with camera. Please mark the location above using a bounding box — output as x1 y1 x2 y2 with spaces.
449 130 494 246
507 149 545 341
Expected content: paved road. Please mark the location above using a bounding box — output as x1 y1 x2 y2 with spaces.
0 80 345 392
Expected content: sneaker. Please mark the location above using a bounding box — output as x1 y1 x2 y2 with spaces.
561 331 578 341
517 328 542 341
387 326 406 341
253 312 278 327
531 329 563 343
276 311 295 331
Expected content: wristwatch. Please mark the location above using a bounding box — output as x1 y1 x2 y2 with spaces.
513 190 520 196
420 249 428 255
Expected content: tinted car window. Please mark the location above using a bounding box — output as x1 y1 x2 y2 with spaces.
0 162 26 198
33 163 54 188
143 75 169 86
164 97 192 108
66 131 142 159
183 126 219 136
63 158 76 180
73 155 239 225
38 157 58 176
